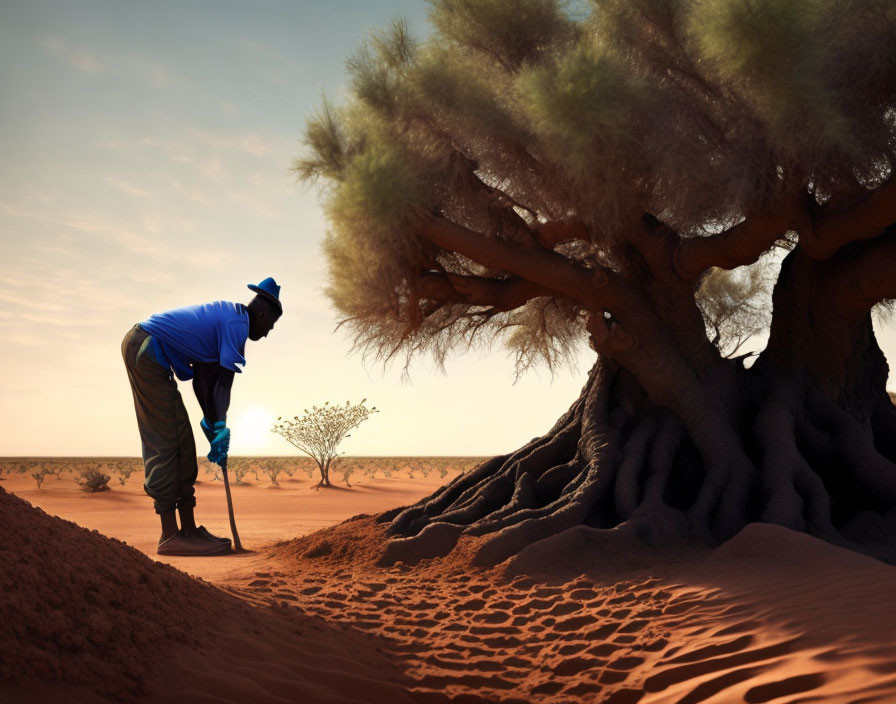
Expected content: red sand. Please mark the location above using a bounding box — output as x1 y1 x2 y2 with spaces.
3 466 896 703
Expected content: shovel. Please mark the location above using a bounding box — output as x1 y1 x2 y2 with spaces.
220 457 243 551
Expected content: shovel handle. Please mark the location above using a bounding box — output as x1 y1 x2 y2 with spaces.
221 458 243 551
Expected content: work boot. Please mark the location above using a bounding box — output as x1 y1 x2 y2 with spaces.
157 530 232 556
192 525 232 546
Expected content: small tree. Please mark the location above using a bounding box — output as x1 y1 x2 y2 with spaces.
201 458 222 481
336 458 355 487
272 400 378 488
227 457 253 485
31 468 51 488
260 459 283 487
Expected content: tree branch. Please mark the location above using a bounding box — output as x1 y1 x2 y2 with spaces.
419 272 554 311
418 215 612 307
832 226 896 318
535 220 590 248
672 196 802 282
801 176 896 260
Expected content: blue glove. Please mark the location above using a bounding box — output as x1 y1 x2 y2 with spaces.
199 418 215 443
207 421 230 466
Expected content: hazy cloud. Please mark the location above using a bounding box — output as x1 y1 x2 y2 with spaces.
39 36 106 73
106 177 150 198
39 35 187 90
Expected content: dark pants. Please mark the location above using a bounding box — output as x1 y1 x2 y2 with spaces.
121 325 197 514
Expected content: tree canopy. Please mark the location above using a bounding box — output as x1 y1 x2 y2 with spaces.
298 0 896 375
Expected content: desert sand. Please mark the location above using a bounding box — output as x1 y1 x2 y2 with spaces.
2 465 895 703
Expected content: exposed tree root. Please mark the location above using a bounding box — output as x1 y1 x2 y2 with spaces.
379 354 896 568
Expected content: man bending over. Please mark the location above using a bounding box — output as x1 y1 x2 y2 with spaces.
121 277 282 556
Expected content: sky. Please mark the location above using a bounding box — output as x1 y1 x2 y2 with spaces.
1 1 894 457
0 0 595 457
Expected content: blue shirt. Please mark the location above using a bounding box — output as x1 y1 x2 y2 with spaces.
140 301 249 381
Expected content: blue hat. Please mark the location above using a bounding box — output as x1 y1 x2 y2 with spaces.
247 277 282 313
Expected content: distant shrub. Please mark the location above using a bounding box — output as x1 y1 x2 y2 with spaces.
76 466 111 493
114 464 136 486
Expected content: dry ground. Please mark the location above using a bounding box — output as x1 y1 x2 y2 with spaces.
2 461 895 703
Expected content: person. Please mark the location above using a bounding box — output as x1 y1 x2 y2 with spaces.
121 277 282 556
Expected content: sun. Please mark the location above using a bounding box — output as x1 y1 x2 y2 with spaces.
232 406 274 452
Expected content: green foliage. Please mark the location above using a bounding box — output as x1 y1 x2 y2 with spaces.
518 42 646 192
689 0 847 158
347 18 416 116
328 130 426 235
428 0 577 69
299 0 896 367
295 97 346 183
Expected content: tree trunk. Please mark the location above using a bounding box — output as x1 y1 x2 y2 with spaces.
378 247 896 567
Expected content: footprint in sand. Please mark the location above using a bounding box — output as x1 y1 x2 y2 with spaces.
547 601 582 617
587 643 621 657
564 681 605 696
553 614 598 632
569 588 599 601
472 610 511 625
453 598 486 612
552 656 607 677
607 655 645 670
530 681 564 695
533 587 563 598
512 598 556 614
618 618 649 633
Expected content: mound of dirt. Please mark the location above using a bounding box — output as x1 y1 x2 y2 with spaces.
270 513 390 567
0 486 228 699
1 488 426 704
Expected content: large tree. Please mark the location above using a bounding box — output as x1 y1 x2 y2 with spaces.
298 0 896 566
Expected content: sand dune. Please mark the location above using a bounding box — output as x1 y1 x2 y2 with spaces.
2 467 896 703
